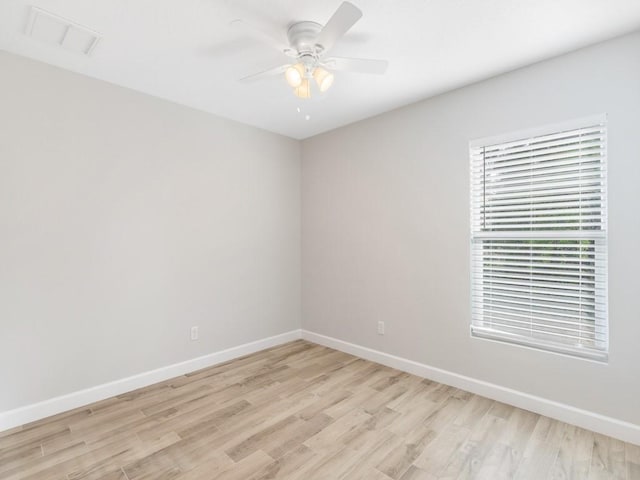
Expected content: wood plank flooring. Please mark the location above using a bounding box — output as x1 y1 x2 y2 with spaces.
1 340 638 479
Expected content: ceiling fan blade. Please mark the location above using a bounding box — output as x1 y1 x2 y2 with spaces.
230 19 293 56
239 64 290 83
314 2 362 54
323 57 388 75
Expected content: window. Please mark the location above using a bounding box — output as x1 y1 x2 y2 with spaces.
470 116 608 361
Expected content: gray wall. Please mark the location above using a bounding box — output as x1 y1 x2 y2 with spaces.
0 52 301 412
302 32 640 425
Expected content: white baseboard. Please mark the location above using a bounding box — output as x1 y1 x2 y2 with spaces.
302 330 640 446
0 329 302 432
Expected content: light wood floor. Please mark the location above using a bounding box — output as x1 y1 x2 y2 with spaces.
1 340 638 480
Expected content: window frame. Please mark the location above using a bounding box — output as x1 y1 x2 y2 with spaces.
469 115 609 362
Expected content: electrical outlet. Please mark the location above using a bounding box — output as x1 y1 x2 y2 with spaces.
377 321 385 335
190 326 199 341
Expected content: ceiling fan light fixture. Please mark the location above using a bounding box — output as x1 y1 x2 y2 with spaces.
294 78 311 99
313 67 334 92
285 63 305 87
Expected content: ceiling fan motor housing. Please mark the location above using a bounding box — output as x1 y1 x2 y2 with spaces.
287 21 323 56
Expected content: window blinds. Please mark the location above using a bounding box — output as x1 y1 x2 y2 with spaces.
470 117 608 360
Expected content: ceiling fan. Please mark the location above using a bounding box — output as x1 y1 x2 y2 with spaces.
232 1 388 99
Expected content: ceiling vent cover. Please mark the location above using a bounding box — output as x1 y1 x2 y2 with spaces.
25 6 101 56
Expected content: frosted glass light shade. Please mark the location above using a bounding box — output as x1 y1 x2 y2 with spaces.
313 67 334 92
294 78 311 99
285 63 305 87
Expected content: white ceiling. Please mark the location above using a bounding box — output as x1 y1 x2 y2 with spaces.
1 0 640 139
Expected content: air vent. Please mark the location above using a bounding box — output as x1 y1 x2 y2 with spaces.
25 7 101 56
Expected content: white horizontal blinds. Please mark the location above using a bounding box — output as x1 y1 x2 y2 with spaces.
470 119 608 360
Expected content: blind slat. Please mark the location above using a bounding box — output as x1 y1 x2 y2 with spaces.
472 192 604 207
471 277 604 292
472 317 605 343
472 301 606 323
483 144 603 165
471 312 607 336
482 126 604 153
471 287 601 305
474 159 604 179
